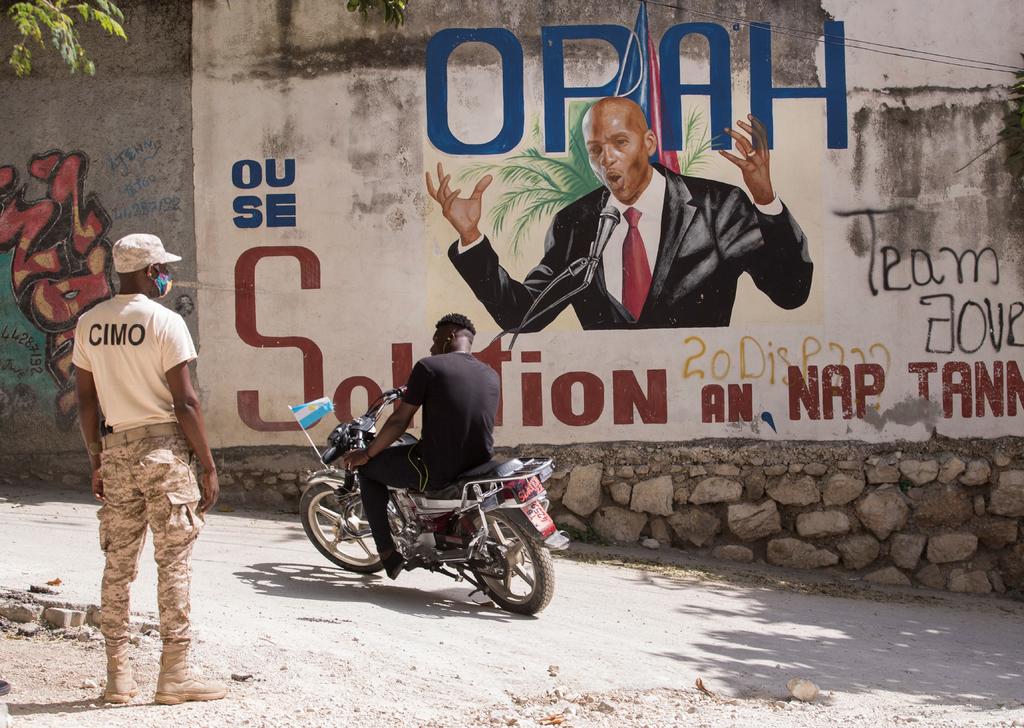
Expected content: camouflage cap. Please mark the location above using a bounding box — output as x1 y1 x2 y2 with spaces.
112 233 182 273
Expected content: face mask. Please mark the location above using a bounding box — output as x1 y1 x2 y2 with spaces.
153 271 173 297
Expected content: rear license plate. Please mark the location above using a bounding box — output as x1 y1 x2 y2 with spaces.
511 476 545 504
522 501 556 537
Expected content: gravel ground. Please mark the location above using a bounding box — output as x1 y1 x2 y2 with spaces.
3 486 1024 727
2 589 1023 728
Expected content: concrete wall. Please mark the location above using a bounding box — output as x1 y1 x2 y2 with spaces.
0 0 1022 590
189 0 1023 451
0 2 195 447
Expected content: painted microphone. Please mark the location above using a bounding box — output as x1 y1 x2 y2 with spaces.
582 204 621 287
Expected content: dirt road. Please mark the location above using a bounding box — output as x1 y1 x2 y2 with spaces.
1 485 1022 727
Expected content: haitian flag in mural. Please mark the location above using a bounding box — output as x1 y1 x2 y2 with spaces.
618 1 680 173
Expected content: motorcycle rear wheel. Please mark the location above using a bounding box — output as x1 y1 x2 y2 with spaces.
300 483 383 573
475 511 555 615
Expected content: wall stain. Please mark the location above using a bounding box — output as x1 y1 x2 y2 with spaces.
850 106 871 189
385 207 407 231
848 99 1022 267
235 0 831 83
262 117 302 158
351 191 403 215
862 395 942 432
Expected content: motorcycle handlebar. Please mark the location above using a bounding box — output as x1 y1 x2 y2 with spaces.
320 445 342 464
323 386 407 467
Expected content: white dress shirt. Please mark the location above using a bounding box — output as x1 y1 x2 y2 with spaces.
602 169 666 304
458 171 784 306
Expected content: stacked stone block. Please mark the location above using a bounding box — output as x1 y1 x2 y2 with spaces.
545 443 1024 596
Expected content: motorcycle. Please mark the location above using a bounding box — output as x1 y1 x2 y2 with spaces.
298 387 569 615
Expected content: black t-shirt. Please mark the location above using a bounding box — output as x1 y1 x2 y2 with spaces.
403 352 499 486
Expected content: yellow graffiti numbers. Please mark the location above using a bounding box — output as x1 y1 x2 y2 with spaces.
682 335 891 385
682 336 706 380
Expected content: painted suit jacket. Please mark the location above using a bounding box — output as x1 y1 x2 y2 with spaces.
448 165 813 331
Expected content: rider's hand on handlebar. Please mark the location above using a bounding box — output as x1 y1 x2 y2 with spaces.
341 448 370 469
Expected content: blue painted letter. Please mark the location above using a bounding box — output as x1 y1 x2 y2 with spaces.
659 23 732 152
266 159 296 187
541 25 632 153
232 160 262 189
426 28 524 155
750 21 848 149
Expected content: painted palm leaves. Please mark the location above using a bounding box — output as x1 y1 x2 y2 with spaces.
460 102 713 255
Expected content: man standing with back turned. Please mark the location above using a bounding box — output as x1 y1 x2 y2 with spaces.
73 233 226 705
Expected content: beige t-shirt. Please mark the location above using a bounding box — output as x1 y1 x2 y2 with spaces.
72 294 197 432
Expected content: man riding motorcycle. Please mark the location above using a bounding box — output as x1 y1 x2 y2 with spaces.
341 313 500 579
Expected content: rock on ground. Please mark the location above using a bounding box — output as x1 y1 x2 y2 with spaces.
864 567 912 586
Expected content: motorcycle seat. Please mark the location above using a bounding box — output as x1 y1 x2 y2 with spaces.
424 458 525 500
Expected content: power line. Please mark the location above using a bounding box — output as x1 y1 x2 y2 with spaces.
643 0 1022 72
643 0 1024 75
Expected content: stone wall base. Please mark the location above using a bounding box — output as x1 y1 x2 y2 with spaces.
3 436 1022 597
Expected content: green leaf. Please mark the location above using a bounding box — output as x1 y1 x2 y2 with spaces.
9 42 32 77
345 0 406 27
679 108 712 175
5 0 127 77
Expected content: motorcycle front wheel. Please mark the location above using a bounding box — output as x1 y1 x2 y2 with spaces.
300 483 383 573
475 511 555 615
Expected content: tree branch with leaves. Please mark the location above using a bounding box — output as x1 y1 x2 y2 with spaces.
4 0 411 78
5 0 126 77
346 0 408 27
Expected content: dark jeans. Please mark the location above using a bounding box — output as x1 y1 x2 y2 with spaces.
358 444 427 554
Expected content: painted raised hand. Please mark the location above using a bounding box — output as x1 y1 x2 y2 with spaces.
425 161 492 246
719 114 775 206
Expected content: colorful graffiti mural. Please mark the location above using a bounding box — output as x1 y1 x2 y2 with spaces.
0 150 114 428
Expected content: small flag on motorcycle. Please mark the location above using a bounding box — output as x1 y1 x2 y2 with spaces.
289 396 335 429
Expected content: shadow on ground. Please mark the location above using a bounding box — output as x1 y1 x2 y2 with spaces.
0 482 309 546
603 566 1024 710
6 698 150 717
234 561 530 623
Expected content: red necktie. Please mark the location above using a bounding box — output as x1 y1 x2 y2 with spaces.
622 206 651 320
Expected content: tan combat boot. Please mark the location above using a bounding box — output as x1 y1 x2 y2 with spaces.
103 643 139 703
153 643 227 705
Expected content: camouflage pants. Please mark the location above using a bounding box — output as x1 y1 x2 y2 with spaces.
97 435 203 647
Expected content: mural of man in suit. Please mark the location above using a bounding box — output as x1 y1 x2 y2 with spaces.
425 96 812 331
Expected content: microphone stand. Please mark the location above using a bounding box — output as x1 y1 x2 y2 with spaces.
491 200 620 351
